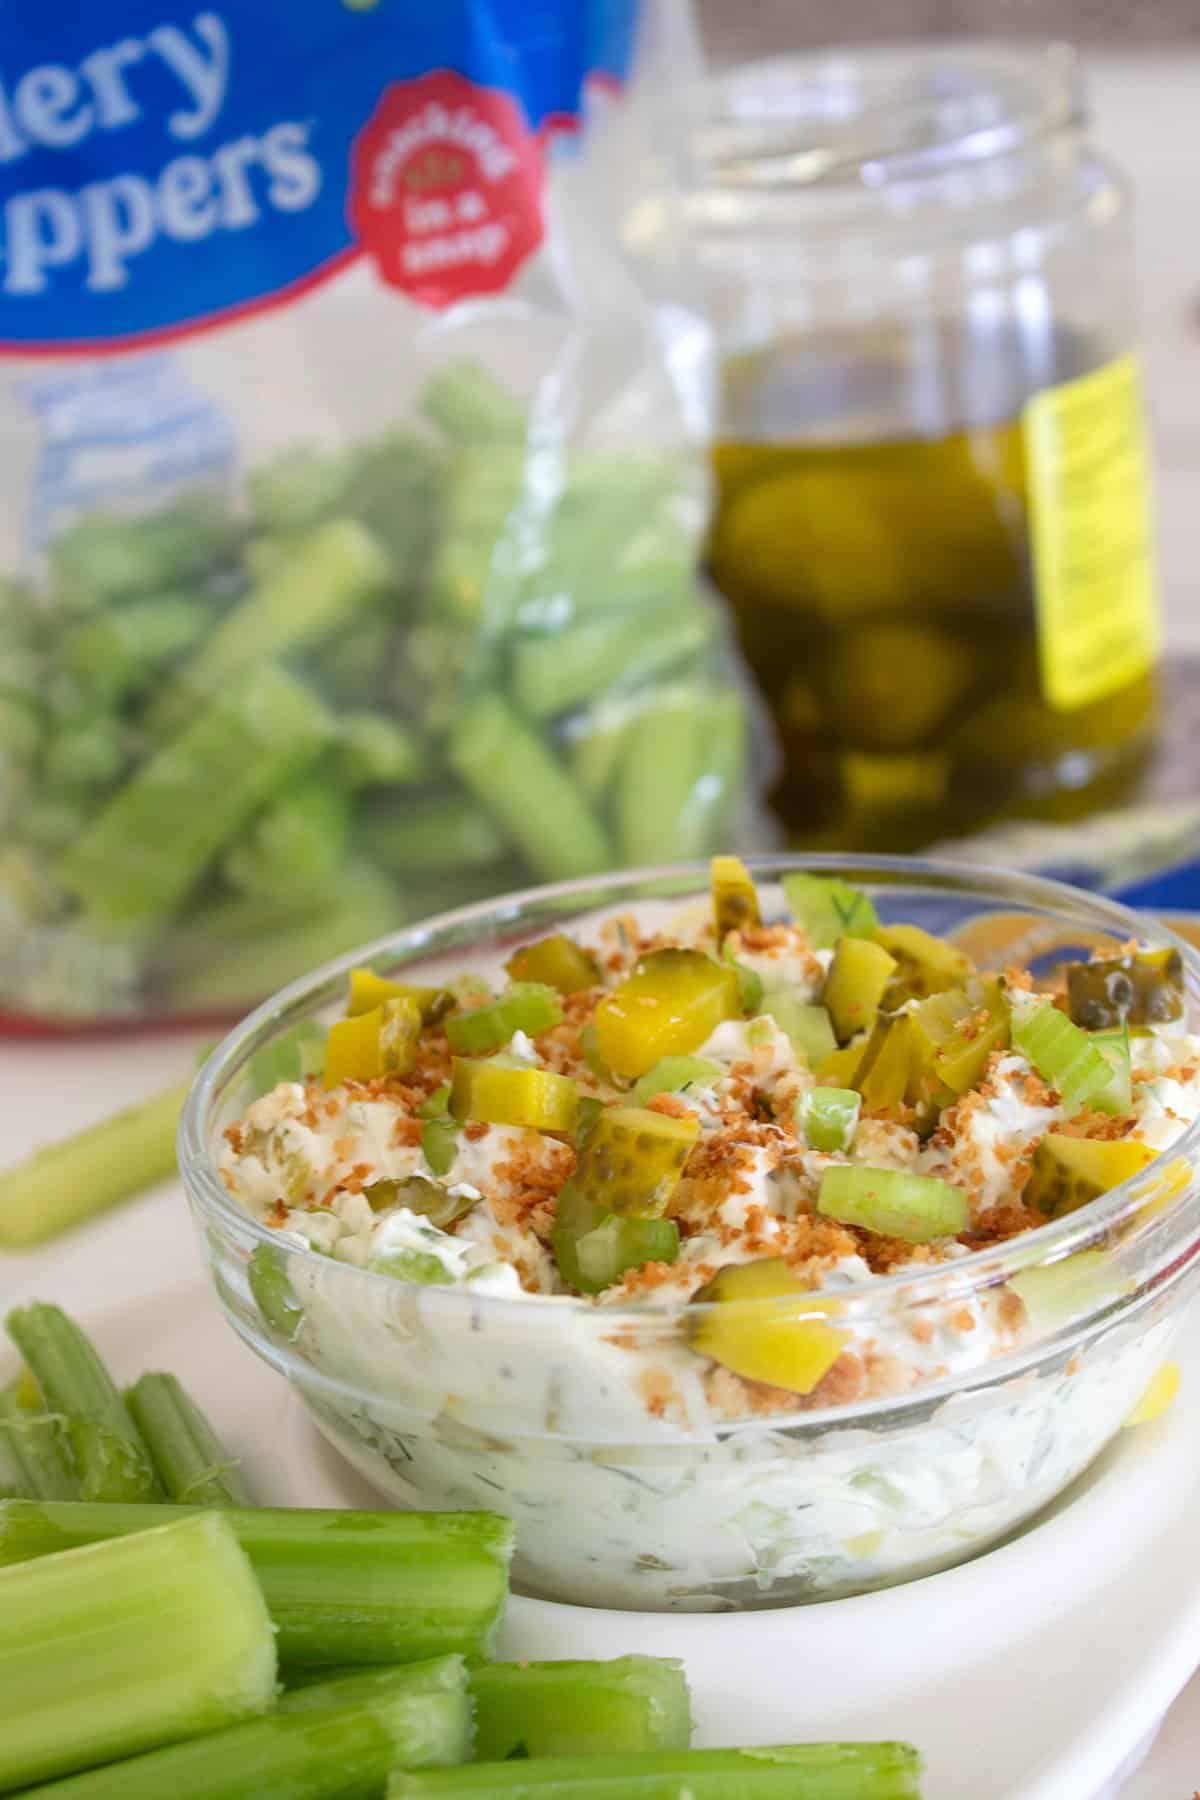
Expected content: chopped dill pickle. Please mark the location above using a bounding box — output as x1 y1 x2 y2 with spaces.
594 949 739 1080
248 1244 303 1341
725 950 765 1015
418 1083 452 1119
909 978 1010 1096
853 1011 915 1111
711 855 760 938
873 923 973 1004
323 996 421 1088
1024 1133 1157 1218
815 1040 866 1087
449 1059 578 1132
420 1118 460 1177
347 970 453 1022
782 873 879 949
570 1106 699 1216
1008 1249 1127 1330
1066 947 1184 1030
817 1165 968 1242
822 937 897 1043
363 1174 473 1228
506 934 600 995
689 1259 847 1394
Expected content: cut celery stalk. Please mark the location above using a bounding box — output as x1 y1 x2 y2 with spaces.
760 992 837 1068
1091 1023 1133 1116
6 1305 161 1502
59 664 333 935
389 1742 925 1797
470 1657 692 1761
818 1165 967 1243
125 1373 250 1506
799 1088 861 1154
445 983 562 1053
0 1511 276 1792
0 1075 188 1248
147 518 391 739
27 1660 472 1799
420 359 527 443
0 1501 513 1665
783 874 880 949
1011 1000 1114 1110
632 1056 721 1107
0 1415 79 1500
449 694 612 881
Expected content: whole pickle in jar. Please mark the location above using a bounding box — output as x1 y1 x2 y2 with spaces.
1066 948 1184 1030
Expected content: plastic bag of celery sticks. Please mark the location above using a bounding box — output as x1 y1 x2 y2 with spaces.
0 1 765 1026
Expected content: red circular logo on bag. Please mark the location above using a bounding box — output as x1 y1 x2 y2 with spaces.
348 69 545 310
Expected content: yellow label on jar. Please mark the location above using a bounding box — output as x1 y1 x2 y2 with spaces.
1023 352 1160 712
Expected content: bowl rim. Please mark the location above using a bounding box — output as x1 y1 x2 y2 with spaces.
180 852 1200 1326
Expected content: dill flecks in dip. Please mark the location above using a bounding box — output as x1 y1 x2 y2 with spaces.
220 859 1197 1428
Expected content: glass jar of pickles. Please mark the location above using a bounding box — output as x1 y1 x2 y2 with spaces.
688 43 1161 849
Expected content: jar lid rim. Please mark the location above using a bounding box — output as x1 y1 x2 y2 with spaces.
692 40 1085 191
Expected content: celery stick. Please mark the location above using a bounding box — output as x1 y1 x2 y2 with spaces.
49 496 242 612
0 1511 276 1792
223 773 351 895
817 1165 967 1243
450 694 612 880
247 445 356 530
26 1660 471 1799
125 1373 250 1506
0 1416 79 1500
59 664 333 935
148 518 391 738
420 360 526 443
0 1074 188 1248
336 712 431 789
6 1306 161 1502
389 1743 924 1797
0 1501 514 1665
470 1657 692 1761
512 610 710 721
360 794 510 876
42 715 126 790
615 687 737 866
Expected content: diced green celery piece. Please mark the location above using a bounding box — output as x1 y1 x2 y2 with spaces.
0 1500 514 1667
248 1243 304 1341
632 1056 721 1107
800 1087 861 1154
421 1117 460 1177
371 1248 455 1285
760 991 837 1068
573 1213 680 1292
1008 1250 1128 1330
25 1659 471 1800
1091 1023 1133 1116
0 1075 188 1248
148 518 390 738
726 950 765 1015
59 664 333 936
445 983 563 1054
0 1511 276 1791
1011 999 1114 1110
125 1372 250 1506
388 1742 925 1796
817 1165 967 1243
783 874 880 949
5 1305 161 1502
450 694 612 880
470 1657 692 1761
418 1083 452 1120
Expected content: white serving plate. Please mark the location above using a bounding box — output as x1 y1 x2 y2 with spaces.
4 1223 1198 1800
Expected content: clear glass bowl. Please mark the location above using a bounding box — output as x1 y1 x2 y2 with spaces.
180 856 1200 1612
